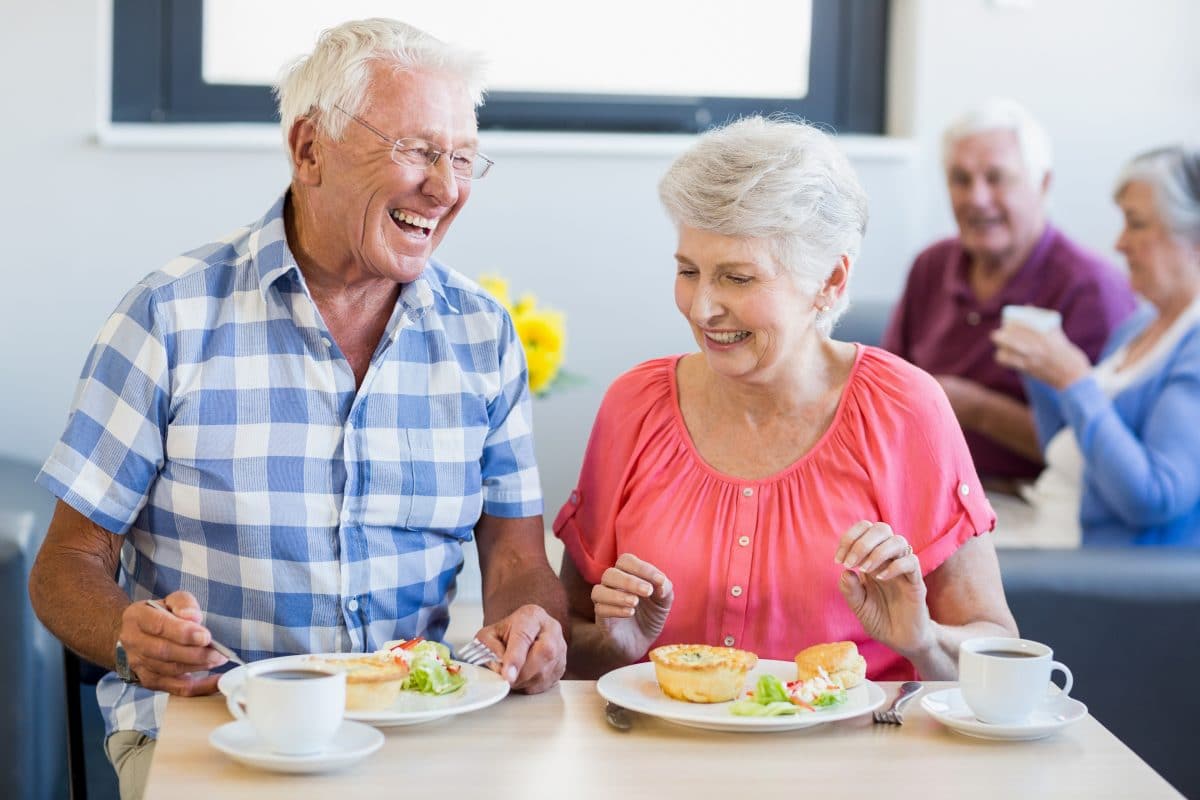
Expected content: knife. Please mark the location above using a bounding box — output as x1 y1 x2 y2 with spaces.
145 598 246 666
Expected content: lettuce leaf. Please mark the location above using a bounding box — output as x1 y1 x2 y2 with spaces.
812 689 847 707
730 699 799 716
400 641 466 695
729 675 798 716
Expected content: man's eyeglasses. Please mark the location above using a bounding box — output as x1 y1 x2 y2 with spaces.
333 105 494 180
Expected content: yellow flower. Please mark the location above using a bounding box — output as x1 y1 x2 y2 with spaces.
479 272 574 397
512 292 537 317
477 274 512 311
514 309 566 395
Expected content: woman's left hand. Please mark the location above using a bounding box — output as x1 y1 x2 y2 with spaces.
991 323 1091 390
835 521 933 659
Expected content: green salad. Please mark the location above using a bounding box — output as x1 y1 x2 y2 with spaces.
730 673 847 717
384 638 467 695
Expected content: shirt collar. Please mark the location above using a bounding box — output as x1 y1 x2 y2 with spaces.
950 224 1059 308
249 191 300 303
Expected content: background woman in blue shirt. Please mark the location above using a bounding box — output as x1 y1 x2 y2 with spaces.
992 145 1200 545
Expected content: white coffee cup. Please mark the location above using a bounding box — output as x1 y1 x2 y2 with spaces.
1001 304 1062 333
226 665 346 755
958 637 1073 725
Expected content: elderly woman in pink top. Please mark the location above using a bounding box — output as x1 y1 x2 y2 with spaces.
554 117 1018 681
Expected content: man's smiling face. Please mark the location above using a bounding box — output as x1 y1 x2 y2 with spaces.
315 64 478 284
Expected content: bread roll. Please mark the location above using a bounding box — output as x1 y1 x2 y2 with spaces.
794 641 866 689
307 654 410 711
649 644 757 703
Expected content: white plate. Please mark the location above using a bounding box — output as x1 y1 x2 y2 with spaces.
596 659 886 733
217 653 509 728
209 719 383 773
920 687 1088 741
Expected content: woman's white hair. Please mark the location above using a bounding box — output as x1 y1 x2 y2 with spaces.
274 18 487 147
1113 145 1200 245
657 116 868 336
942 98 1053 185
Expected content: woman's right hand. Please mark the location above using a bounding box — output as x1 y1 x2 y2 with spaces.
592 553 674 663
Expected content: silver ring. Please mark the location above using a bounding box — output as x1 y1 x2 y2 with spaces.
902 543 913 558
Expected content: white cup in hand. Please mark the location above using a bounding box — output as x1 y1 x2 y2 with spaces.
226 666 346 755
1001 304 1062 333
958 637 1073 725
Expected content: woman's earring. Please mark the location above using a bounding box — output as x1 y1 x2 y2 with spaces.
819 303 832 312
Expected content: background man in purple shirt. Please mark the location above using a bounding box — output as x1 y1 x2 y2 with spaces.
883 99 1134 485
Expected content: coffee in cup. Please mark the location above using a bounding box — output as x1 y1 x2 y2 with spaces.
958 637 1073 725
226 665 346 755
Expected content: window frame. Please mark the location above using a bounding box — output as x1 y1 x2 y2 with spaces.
111 0 889 134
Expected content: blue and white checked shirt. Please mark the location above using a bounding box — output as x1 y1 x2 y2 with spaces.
37 193 542 738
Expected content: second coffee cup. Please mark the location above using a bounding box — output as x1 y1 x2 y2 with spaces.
958 637 1073 725
226 665 346 755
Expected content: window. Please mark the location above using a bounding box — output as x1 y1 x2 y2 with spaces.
111 0 888 134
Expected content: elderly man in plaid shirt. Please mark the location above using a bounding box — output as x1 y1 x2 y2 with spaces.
29 19 567 799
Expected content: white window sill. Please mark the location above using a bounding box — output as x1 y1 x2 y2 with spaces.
95 123 917 162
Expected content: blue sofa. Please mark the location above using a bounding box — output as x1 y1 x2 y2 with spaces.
2 455 117 800
1 455 65 800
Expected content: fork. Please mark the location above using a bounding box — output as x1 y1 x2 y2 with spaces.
145 599 246 666
457 638 500 667
873 681 923 724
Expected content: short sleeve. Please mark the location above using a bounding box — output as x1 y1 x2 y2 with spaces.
553 363 665 583
35 284 171 533
861 353 996 574
480 310 543 519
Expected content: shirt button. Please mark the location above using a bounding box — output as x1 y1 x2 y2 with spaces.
742 487 754 497
723 636 735 646
570 491 579 504
730 585 743 597
347 598 360 612
966 311 981 326
959 483 971 496
321 337 332 348
738 535 750 547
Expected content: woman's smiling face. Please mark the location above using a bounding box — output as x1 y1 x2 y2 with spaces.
674 225 822 383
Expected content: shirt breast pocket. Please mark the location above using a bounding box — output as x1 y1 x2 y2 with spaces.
400 396 489 537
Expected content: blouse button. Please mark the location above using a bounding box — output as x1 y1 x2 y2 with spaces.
723 636 735 646
966 311 981 326
738 535 750 547
570 491 579 504
742 487 754 497
730 585 743 597
321 337 333 348
347 598 360 612
959 483 971 497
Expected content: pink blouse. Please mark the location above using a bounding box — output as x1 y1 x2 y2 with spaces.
554 347 995 680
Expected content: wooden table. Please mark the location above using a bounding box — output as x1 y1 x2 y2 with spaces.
144 681 1181 799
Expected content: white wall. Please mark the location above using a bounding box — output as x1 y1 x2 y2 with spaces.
3 0 1198 526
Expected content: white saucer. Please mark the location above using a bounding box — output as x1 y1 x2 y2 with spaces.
920 687 1087 741
209 720 384 773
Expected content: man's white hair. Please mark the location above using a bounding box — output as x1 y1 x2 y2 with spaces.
942 98 1053 185
274 18 487 148
658 116 869 336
